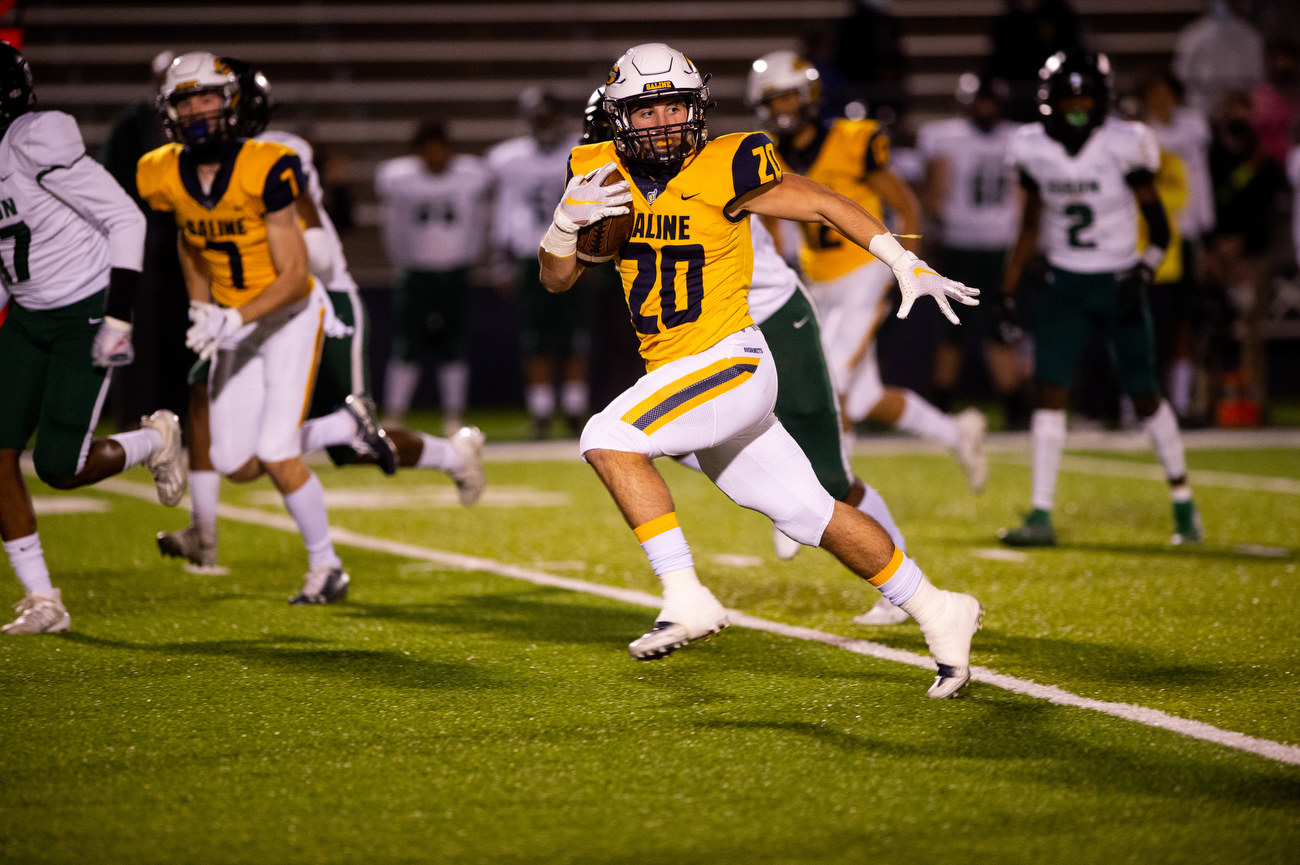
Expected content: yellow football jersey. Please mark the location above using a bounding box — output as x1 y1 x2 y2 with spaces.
137 140 306 309
569 132 781 371
1138 149 1187 285
773 118 889 283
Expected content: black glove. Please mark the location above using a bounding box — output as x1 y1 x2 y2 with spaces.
996 294 1023 346
1116 262 1153 321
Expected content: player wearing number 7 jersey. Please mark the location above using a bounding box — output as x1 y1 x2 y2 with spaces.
998 51 1202 548
137 51 350 605
541 43 984 698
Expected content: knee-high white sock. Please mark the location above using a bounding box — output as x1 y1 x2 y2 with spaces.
108 428 163 470
282 473 340 570
1030 409 1067 512
1169 359 1193 417
1143 399 1189 485
437 360 470 417
414 431 460 472
3 533 53 596
383 359 422 420
561 379 588 418
188 469 221 542
526 383 556 421
896 390 959 448
858 484 906 554
300 408 357 453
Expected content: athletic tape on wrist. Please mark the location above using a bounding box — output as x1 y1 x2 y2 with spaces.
540 221 577 257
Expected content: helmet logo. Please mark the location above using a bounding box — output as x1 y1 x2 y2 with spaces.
643 80 673 92
606 65 620 86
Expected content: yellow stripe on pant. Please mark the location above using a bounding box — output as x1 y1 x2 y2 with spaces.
621 357 760 435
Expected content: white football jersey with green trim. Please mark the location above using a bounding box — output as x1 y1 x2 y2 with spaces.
1009 117 1159 274
0 111 144 310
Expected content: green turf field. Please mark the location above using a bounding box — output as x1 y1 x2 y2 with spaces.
1 426 1297 864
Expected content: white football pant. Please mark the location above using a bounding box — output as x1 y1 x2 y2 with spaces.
580 326 835 546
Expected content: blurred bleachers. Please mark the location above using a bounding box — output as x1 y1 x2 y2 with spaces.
12 0 1203 285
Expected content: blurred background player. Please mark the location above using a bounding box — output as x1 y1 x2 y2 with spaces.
1135 70 1215 424
746 50 988 494
0 42 186 633
156 60 486 574
998 51 1202 547
375 119 492 435
486 87 591 439
915 73 1029 430
139 52 349 604
585 86 912 626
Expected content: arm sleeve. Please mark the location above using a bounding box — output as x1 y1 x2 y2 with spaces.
38 153 146 273
262 153 305 214
863 128 891 174
726 132 783 221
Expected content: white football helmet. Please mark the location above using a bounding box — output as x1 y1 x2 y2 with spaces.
157 51 240 150
602 43 709 169
746 50 821 137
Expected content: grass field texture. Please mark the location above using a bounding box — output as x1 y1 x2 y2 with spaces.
1 425 1297 864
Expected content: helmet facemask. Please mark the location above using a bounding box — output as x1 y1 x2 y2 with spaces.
604 89 708 170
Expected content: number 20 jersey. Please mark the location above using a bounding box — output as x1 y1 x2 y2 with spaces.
136 139 305 308
567 132 779 371
1009 117 1160 274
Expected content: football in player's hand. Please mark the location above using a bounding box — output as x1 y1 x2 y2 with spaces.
575 170 634 264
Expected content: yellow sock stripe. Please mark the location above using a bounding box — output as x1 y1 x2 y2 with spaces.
621 357 760 435
867 546 905 587
633 512 680 543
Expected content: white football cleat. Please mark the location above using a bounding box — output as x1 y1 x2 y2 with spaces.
448 426 486 506
953 407 988 494
141 410 188 507
853 596 910 626
3 589 71 635
628 587 730 661
289 565 350 605
914 591 984 699
772 526 801 560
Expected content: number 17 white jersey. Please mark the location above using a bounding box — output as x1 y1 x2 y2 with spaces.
1009 117 1159 274
0 111 144 310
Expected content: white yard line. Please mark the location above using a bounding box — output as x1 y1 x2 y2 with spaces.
91 474 1300 767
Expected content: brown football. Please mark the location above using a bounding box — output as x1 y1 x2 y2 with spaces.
575 170 634 264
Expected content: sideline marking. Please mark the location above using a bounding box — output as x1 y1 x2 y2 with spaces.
92 475 1300 767
32 496 110 515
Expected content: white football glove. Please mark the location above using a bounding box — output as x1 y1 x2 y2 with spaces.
91 316 135 367
869 233 980 325
321 297 353 339
185 301 243 361
552 162 632 232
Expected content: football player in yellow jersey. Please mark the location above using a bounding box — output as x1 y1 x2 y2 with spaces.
540 43 984 698
137 52 349 605
748 50 988 495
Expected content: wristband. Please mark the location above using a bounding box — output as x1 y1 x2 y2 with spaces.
102 315 133 334
1140 246 1165 271
868 232 907 268
540 221 577 258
